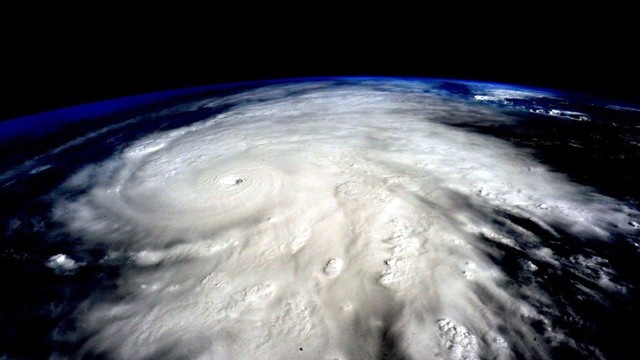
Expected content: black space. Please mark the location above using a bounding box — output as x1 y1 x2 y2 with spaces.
2 15 638 121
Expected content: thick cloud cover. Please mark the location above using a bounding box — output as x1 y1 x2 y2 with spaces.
53 82 636 359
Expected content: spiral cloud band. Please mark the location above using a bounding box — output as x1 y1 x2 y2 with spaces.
54 82 636 359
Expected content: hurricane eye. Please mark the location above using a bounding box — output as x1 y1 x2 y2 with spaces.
219 175 244 186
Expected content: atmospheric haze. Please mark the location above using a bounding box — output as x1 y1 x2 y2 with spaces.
51 82 636 359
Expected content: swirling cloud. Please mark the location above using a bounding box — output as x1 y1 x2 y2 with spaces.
54 82 636 359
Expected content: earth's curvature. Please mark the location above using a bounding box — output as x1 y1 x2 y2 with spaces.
1 78 640 359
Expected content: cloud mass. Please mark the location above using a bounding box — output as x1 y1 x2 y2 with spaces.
53 81 637 359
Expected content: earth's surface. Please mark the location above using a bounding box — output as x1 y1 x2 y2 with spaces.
1 78 640 359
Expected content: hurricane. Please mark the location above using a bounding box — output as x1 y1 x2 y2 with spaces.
39 81 639 359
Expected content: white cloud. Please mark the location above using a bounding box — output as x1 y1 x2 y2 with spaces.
46 254 81 274
53 82 636 359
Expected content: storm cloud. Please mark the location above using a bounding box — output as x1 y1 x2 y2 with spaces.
53 82 636 359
